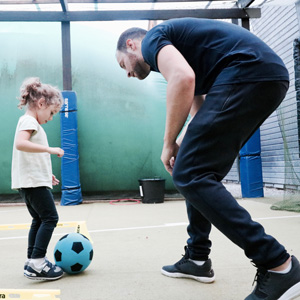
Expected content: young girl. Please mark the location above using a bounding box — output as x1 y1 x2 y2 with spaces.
11 77 64 280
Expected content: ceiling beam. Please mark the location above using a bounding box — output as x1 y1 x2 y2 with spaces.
0 8 261 21
59 0 69 11
0 0 231 3
237 0 255 8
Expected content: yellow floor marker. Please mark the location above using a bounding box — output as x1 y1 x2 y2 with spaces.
56 221 93 242
0 221 93 243
0 289 60 299
0 223 31 230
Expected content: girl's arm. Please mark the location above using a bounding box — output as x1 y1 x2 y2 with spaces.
15 130 64 157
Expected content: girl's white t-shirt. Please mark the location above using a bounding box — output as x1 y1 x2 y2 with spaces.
11 115 53 189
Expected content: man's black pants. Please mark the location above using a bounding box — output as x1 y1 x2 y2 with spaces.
172 81 289 269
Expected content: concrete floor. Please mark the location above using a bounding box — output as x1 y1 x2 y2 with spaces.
0 184 300 300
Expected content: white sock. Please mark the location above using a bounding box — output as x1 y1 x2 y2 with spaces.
268 260 292 274
30 257 46 269
189 258 206 266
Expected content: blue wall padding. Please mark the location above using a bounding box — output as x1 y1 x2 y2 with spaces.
239 129 264 198
60 91 82 205
60 113 81 189
240 156 264 198
240 129 261 156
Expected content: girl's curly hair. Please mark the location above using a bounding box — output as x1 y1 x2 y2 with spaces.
18 77 63 110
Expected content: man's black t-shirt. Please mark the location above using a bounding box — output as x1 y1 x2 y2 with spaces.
141 18 289 95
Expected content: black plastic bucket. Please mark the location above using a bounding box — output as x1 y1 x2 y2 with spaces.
138 178 165 204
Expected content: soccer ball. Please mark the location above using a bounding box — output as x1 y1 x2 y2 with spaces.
54 232 93 274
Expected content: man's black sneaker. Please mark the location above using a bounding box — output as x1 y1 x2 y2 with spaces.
24 260 63 281
245 256 300 300
161 248 215 283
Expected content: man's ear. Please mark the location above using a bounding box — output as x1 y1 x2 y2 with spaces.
126 39 136 51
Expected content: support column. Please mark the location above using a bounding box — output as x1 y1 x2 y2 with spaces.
61 21 72 91
239 17 264 198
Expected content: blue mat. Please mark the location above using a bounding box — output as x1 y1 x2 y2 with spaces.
60 91 82 205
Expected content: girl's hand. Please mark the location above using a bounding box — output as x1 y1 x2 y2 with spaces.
52 175 60 186
48 147 64 157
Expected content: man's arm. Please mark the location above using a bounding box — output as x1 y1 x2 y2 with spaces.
176 95 205 147
156 44 196 174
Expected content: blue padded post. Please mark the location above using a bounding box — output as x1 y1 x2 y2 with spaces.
60 91 82 205
239 129 264 198
240 129 261 157
240 156 264 198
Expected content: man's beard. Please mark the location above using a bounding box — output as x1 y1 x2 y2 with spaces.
134 62 150 80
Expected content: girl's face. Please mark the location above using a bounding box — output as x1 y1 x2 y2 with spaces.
36 99 60 125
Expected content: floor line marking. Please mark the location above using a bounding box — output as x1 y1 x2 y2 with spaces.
88 215 300 233
254 215 300 221
89 222 189 234
0 215 299 241
0 208 27 213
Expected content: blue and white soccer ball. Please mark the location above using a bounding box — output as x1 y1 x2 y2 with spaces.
54 232 93 274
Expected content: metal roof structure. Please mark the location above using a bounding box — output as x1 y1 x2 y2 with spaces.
0 0 263 90
0 0 261 21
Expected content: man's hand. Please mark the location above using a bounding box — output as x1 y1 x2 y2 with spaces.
161 142 179 175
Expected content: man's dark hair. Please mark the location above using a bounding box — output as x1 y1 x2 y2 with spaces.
117 27 148 52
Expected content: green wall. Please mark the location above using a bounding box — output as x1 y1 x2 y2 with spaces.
0 22 174 196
